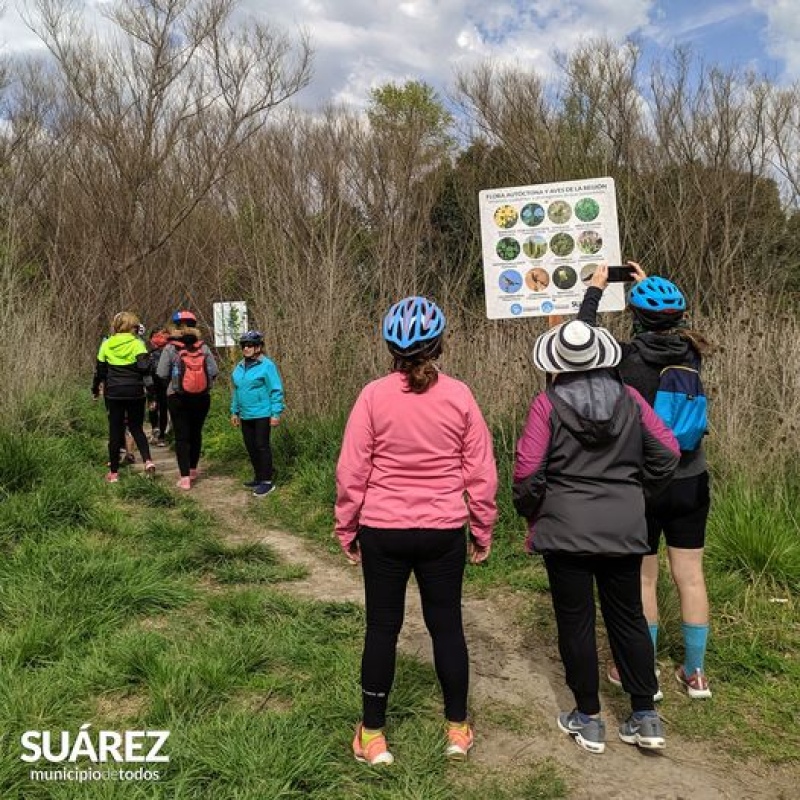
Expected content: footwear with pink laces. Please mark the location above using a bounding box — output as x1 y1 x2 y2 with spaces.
676 666 712 698
176 476 191 490
445 722 474 760
352 724 394 766
105 471 119 483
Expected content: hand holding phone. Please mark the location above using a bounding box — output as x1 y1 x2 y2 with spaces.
606 266 635 282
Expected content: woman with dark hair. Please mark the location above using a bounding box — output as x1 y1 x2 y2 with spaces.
580 263 715 700
336 296 497 766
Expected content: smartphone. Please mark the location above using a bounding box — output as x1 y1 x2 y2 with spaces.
606 266 635 282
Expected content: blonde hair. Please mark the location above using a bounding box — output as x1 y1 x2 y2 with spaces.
112 311 140 334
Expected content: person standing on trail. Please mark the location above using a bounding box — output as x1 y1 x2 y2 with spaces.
513 316 679 754
335 296 497 767
147 327 171 447
92 311 157 483
579 263 715 700
157 310 218 490
230 330 284 497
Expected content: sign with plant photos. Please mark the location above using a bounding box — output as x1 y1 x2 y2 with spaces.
478 177 625 319
212 301 249 347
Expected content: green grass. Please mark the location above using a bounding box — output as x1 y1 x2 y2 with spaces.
207 402 800 764
0 389 565 799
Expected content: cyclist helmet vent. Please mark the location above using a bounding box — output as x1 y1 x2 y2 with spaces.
628 277 686 312
239 330 264 346
172 309 197 326
382 296 445 355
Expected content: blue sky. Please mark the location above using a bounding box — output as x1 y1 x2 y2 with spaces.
2 0 798 108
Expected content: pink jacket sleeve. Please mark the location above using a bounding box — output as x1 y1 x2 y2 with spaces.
461 396 498 548
334 387 374 552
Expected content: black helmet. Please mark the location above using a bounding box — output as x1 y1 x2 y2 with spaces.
239 330 264 347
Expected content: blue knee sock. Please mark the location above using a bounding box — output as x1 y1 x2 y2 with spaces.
682 623 709 674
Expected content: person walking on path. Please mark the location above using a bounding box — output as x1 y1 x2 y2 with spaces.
579 263 715 699
147 327 171 447
91 311 156 483
230 330 285 497
156 310 218 490
335 296 497 766
513 318 679 754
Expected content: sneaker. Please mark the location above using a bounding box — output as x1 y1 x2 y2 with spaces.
352 724 394 766
253 482 276 497
243 480 259 488
123 452 136 465
618 711 666 750
607 664 663 702
105 471 119 484
445 723 474 760
144 460 156 475
676 666 712 699
557 710 606 754
176 477 191 490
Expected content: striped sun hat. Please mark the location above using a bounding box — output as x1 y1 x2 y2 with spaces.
532 320 621 373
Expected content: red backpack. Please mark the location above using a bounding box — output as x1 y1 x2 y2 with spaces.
175 343 209 394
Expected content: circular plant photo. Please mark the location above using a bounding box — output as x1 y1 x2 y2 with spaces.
575 197 600 222
577 230 603 255
525 267 550 293
549 232 575 257
552 265 577 290
522 234 548 260
499 269 523 294
520 202 545 227
496 236 521 261
493 204 518 228
547 200 572 224
580 263 599 285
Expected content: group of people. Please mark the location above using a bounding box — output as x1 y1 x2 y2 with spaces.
334 262 713 764
92 312 285 497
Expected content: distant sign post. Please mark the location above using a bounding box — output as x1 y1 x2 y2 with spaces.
213 301 248 347
478 177 625 319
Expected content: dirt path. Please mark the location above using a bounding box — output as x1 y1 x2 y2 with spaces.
145 449 791 800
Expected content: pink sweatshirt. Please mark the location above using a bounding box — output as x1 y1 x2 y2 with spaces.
335 371 498 551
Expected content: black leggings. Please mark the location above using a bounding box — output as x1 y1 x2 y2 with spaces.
358 526 468 729
543 552 657 715
240 417 273 483
106 398 150 472
167 393 211 477
148 382 169 437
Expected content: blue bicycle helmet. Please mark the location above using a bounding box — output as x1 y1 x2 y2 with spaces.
628 277 686 312
239 330 264 346
382 296 445 356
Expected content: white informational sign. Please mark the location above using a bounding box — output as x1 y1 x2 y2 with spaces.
478 177 626 319
212 301 249 347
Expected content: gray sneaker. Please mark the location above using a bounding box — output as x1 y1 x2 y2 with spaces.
557 710 606 754
618 711 666 750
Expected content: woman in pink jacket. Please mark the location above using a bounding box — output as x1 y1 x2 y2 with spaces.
335 296 498 767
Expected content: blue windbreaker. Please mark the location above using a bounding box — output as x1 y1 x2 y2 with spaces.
230 356 285 420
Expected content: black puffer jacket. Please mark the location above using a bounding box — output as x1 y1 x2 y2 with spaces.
579 287 707 478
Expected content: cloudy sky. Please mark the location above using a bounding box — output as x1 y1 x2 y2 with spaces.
2 0 798 108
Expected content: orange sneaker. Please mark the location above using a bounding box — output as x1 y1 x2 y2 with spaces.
445 722 474 760
352 724 394 766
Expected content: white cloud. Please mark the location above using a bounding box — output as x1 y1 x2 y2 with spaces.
753 0 800 77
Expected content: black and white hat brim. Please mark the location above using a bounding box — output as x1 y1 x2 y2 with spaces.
532 322 621 373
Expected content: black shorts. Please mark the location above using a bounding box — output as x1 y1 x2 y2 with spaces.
646 472 710 554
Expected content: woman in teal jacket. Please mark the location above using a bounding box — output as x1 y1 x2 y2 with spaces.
230 330 285 496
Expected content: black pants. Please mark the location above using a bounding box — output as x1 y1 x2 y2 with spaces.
106 398 150 472
543 553 657 715
148 382 169 438
240 417 273 483
167 393 211 477
358 526 468 729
